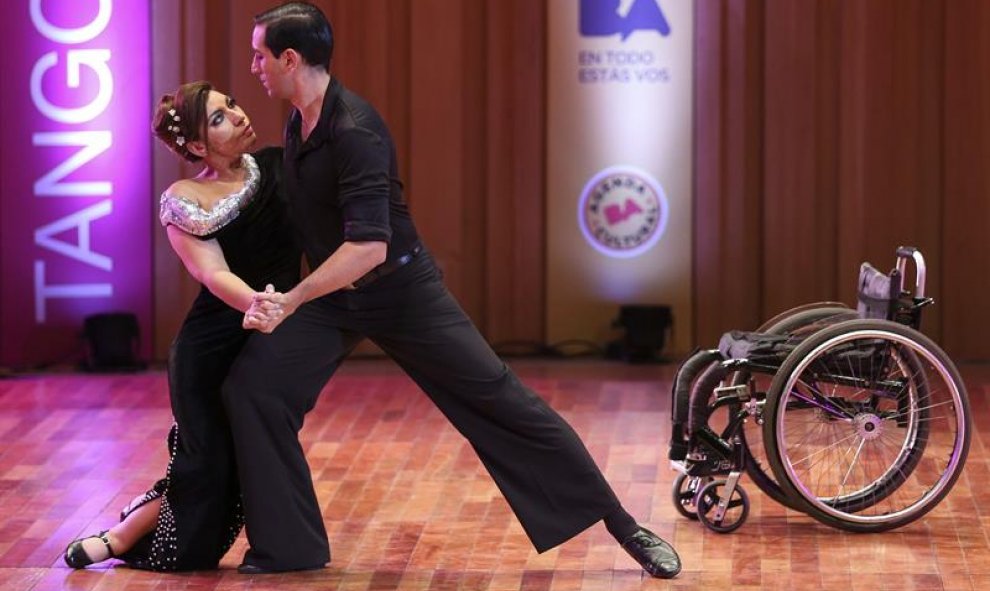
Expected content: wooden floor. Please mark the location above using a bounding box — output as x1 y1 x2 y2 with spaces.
1 358 988 591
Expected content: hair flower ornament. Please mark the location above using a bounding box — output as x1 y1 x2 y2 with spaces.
166 108 186 147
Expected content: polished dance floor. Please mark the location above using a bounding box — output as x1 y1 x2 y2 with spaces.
0 358 988 591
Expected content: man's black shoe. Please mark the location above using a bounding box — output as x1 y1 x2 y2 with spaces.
237 562 327 574
620 527 681 579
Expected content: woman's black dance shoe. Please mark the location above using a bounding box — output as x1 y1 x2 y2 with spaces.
64 530 116 569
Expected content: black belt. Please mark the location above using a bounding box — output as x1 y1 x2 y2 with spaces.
352 243 423 288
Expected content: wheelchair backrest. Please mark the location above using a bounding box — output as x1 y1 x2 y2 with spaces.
857 262 901 321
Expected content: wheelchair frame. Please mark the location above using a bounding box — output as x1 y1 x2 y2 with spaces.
668 247 970 533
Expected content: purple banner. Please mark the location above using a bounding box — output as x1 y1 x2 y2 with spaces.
0 0 151 368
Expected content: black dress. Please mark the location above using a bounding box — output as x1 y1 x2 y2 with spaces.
119 147 300 570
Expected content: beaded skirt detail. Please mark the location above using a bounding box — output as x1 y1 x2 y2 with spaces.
116 423 244 571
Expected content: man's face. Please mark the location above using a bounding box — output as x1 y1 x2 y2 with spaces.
251 25 287 98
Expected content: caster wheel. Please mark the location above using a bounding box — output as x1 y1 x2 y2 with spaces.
696 479 750 533
672 473 714 520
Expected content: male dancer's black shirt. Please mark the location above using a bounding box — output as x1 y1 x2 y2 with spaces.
282 77 420 272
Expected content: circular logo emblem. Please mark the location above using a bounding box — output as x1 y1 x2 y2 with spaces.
578 166 668 258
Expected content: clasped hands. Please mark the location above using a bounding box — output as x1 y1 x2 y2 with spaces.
243 284 296 333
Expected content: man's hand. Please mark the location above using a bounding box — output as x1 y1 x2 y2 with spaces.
242 284 301 333
243 284 283 333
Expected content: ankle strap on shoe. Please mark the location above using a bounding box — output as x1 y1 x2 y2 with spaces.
97 531 116 557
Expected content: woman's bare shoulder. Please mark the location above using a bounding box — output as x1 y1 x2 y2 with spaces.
164 178 205 201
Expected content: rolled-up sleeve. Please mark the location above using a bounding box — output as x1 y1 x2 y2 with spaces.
335 127 392 243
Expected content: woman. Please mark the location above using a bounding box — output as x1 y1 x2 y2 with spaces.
63 81 299 570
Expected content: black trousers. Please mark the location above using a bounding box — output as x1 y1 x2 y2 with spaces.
222 255 620 570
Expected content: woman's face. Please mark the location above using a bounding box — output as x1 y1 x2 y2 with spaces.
201 90 256 158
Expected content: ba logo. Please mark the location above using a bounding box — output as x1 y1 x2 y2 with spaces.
578 166 668 258
580 0 671 41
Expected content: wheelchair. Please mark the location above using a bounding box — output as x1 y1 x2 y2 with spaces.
668 247 970 533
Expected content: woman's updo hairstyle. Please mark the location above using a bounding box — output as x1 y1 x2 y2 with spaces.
152 81 213 163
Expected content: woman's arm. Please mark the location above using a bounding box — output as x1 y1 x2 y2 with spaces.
166 224 262 313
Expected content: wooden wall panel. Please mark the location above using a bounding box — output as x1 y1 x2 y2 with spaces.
461 0 488 331
694 0 987 360
409 0 471 313
944 0 990 361
694 0 765 344
725 0 765 324
483 1 547 345
835 0 943 314
763 0 838 317
693 0 726 345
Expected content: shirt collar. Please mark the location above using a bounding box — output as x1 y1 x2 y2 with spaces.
287 76 342 156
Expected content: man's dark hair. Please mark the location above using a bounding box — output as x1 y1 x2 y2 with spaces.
254 2 333 72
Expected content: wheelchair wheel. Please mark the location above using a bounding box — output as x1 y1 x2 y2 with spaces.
730 304 856 511
763 319 970 532
696 479 750 533
671 473 714 520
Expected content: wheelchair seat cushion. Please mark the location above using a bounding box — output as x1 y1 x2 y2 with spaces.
718 330 797 361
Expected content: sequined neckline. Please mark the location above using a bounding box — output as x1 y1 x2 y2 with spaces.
159 153 261 236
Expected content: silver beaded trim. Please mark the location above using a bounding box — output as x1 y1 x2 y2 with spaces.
159 153 261 236
148 421 181 570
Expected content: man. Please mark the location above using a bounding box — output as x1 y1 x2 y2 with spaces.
226 1 681 579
